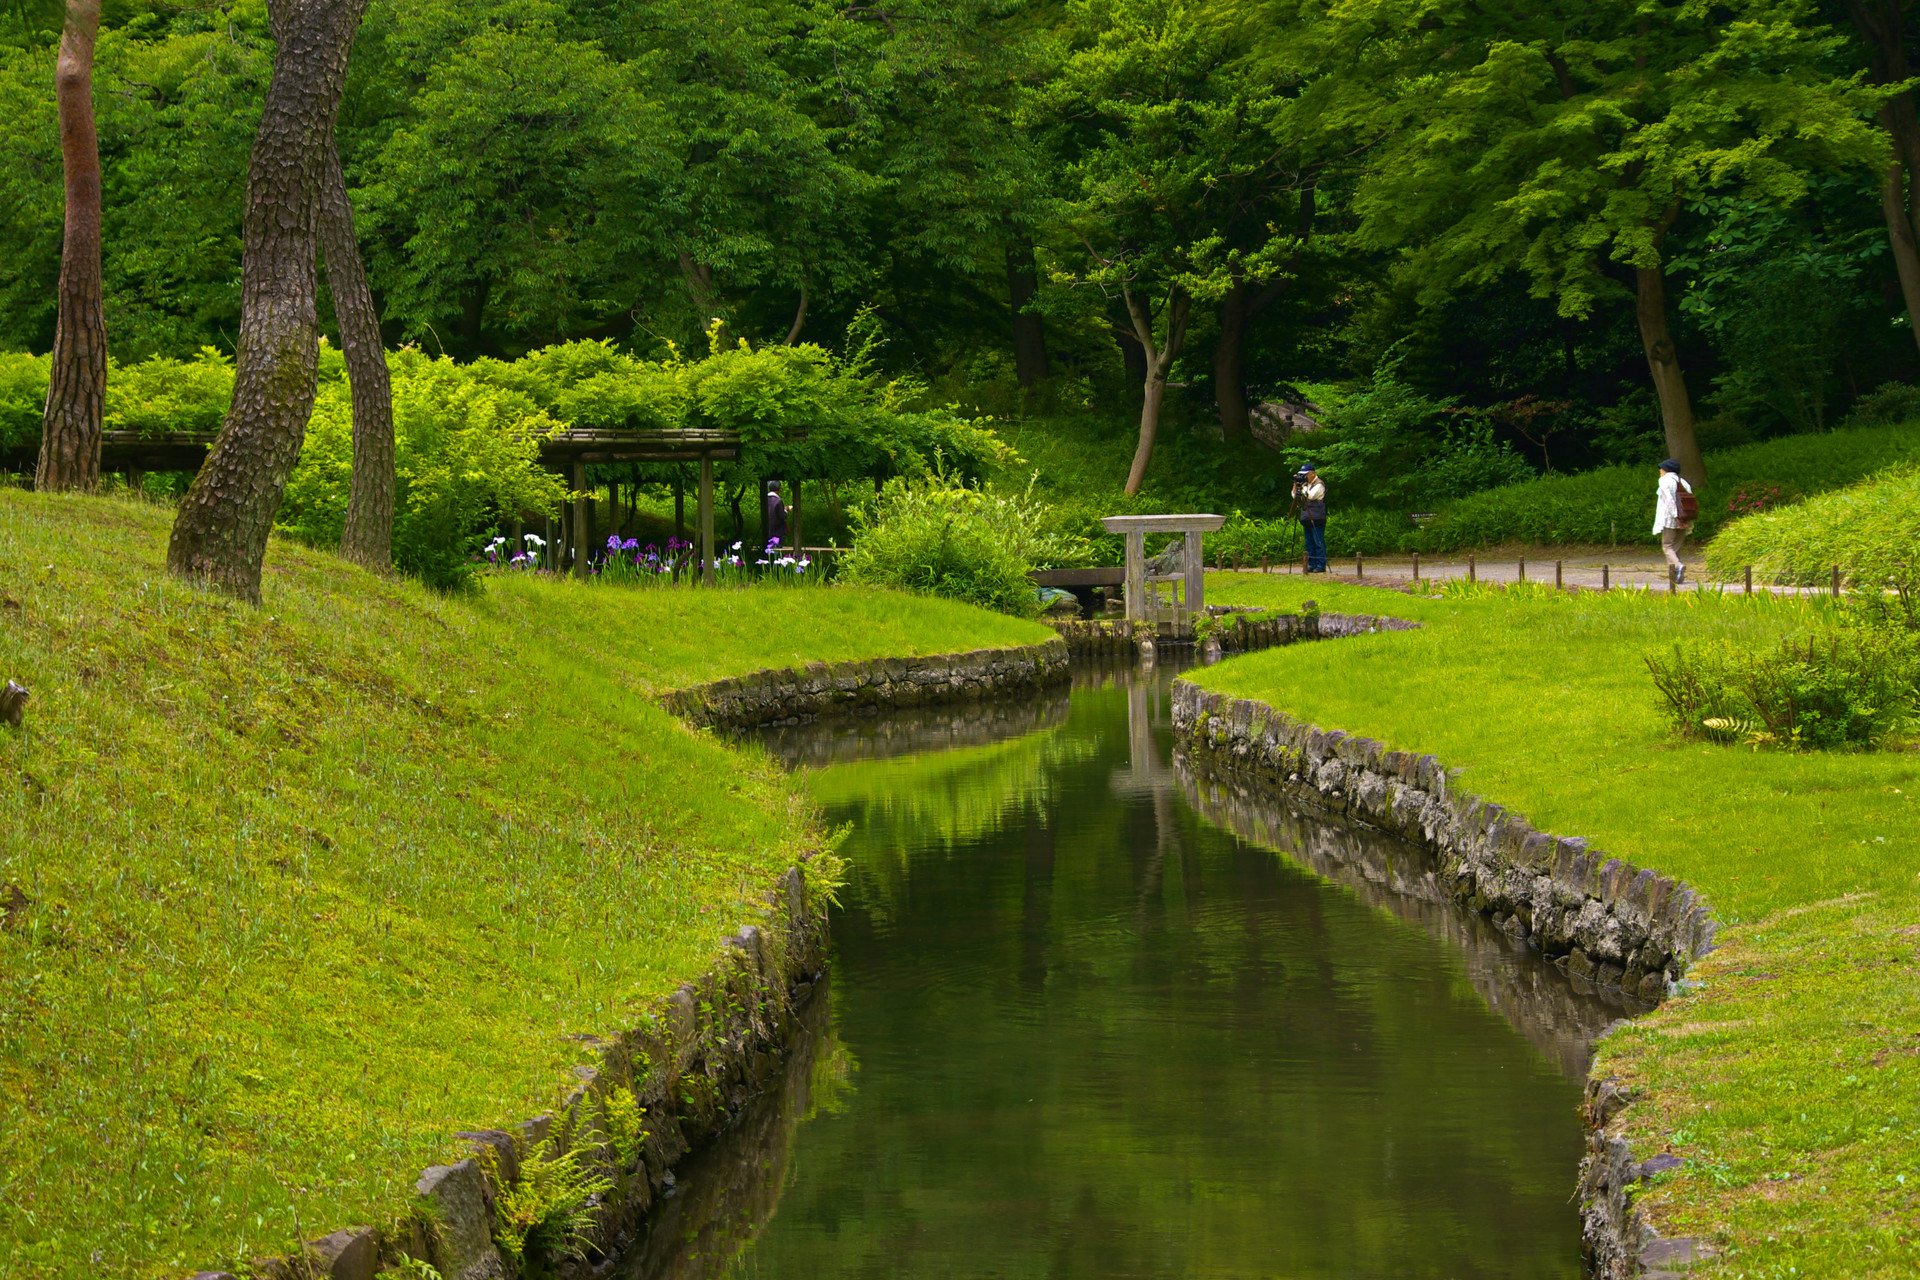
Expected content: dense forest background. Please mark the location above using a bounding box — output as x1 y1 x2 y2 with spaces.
4 0 1919 511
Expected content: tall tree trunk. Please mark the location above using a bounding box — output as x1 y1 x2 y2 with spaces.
1212 276 1289 443
1122 287 1190 496
679 250 721 332
36 0 105 494
167 0 369 603
1847 3 1920 355
784 286 809 345
319 137 394 571
1634 264 1705 485
1006 242 1049 387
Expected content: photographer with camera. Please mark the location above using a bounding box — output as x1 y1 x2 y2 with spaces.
1292 463 1328 573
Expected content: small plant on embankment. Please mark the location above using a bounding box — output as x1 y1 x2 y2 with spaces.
1193 572 1920 1275
490 1138 610 1272
0 491 1051 1280
840 474 1090 617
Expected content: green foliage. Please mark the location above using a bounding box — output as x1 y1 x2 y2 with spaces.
841 475 1083 616
103 348 235 437
278 350 569 590
1840 381 1920 429
687 340 837 443
1705 462 1920 587
1646 627 1920 750
491 1138 612 1270
1416 426 1920 553
0 350 45 449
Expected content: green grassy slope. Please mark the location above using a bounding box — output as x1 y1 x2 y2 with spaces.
0 492 1051 1280
1706 463 1920 586
1194 574 1920 1276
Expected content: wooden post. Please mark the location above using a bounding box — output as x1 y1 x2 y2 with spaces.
607 478 619 541
545 514 555 573
1832 565 1842 598
1468 554 1476 583
790 479 803 552
571 459 590 580
1518 556 1526 584
1355 553 1363 579
674 476 686 542
1412 552 1420 582
1602 564 1610 591
1744 564 1752 596
1669 565 1678 595
1261 555 1269 574
1555 559 1563 590
699 456 715 587
1184 529 1205 628
1125 530 1147 627
1232 553 1241 573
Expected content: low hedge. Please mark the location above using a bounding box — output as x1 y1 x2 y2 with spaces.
1704 464 1920 586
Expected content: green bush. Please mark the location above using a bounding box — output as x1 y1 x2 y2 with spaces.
1705 463 1920 586
278 349 568 589
1416 425 1920 552
0 351 48 451
840 476 1084 616
1646 626 1920 750
1841 381 1920 429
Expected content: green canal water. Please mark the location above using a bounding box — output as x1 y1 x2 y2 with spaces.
622 663 1635 1279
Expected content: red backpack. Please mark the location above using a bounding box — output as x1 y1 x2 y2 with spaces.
1677 481 1699 526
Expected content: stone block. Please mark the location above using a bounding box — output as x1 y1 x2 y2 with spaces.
415 1161 508 1280
307 1227 377 1280
1637 970 1669 1003
455 1129 519 1188
1520 831 1555 870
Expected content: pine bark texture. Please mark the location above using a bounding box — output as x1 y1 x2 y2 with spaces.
1634 265 1705 486
1122 288 1190 496
1006 243 1049 387
36 0 106 494
319 137 395 571
168 0 369 602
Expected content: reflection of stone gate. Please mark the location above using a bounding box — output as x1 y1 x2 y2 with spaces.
1100 514 1225 639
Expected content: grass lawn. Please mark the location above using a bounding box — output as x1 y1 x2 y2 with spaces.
1195 573 1920 1277
0 491 1052 1280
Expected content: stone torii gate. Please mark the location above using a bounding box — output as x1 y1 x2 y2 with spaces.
1101 513 1225 637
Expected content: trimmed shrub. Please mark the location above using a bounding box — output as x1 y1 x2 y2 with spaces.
1705 464 1920 587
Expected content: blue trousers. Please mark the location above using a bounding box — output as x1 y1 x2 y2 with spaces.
1302 521 1327 572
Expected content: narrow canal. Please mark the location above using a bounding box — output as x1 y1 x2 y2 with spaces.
621 662 1639 1279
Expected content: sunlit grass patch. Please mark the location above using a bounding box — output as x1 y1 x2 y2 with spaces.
1195 572 1920 1271
0 491 1049 1279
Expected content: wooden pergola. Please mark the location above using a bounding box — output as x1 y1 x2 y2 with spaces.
5 428 749 586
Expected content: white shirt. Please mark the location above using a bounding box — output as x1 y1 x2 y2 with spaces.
1653 472 1692 534
1302 479 1325 502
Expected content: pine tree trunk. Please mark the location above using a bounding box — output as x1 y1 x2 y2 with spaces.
320 136 394 571
1634 264 1705 485
36 0 105 494
1214 280 1250 442
167 0 369 603
1006 242 1049 387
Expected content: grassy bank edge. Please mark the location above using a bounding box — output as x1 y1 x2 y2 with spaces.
1187 573 1920 1279
0 491 1054 1280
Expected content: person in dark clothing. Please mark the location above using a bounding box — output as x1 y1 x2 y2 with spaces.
765 481 789 550
1293 464 1327 572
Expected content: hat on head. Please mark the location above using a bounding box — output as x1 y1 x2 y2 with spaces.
1660 459 1682 473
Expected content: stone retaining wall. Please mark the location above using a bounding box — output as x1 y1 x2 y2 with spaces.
659 638 1071 731
1170 674 1718 1279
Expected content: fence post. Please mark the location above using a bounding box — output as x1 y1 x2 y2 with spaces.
1602 564 1610 592
1832 565 1842 599
1261 555 1269 574
1669 565 1678 595
1744 565 1752 596
1468 554 1476 583
1412 552 1421 582
1518 556 1526 584
1356 554 1364 579
1555 559 1563 590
